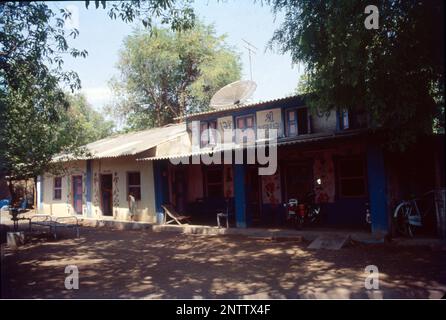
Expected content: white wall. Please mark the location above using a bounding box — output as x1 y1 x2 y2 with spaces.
42 160 86 216
40 157 156 222
91 157 155 222
311 110 337 133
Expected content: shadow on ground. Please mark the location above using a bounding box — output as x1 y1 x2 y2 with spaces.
1 227 446 299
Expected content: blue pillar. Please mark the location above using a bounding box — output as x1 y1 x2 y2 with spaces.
234 164 247 228
153 160 168 223
367 144 389 234
86 160 92 217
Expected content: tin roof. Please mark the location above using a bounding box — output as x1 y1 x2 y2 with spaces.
138 130 366 161
54 123 187 161
175 95 303 120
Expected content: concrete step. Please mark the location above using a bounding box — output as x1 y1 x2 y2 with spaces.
78 218 152 230
307 234 351 250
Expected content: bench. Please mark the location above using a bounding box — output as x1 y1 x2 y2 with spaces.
29 215 80 239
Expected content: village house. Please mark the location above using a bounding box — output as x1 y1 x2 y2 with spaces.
37 95 445 236
38 123 186 223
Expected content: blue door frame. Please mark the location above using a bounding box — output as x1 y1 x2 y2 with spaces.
234 164 247 228
367 144 389 234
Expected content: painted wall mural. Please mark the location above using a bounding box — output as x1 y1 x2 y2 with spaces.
256 108 283 138
224 165 233 198
301 143 364 204
313 151 335 203
66 175 72 215
93 172 100 216
217 116 233 131
262 171 282 205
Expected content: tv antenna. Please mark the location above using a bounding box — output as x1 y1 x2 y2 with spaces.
242 39 257 81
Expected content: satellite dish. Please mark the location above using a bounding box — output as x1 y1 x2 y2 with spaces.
210 80 257 109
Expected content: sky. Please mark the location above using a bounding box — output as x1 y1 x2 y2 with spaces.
50 1 303 113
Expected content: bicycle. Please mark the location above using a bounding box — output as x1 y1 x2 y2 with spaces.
393 190 437 237
305 191 321 225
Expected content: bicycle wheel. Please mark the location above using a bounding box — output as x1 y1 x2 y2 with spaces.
393 202 414 237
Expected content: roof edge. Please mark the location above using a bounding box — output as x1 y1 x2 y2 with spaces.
175 94 304 120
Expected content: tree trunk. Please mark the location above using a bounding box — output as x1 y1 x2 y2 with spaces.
179 91 185 119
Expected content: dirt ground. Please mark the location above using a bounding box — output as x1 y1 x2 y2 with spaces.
1 225 446 299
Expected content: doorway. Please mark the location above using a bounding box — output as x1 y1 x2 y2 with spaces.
72 175 83 215
173 167 187 214
246 166 261 226
284 162 314 203
100 174 113 216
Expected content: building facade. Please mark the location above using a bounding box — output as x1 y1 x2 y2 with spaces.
37 124 186 223
37 95 445 236
147 96 444 235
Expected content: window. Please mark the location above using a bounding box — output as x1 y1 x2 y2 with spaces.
127 172 141 200
338 109 367 130
287 110 297 136
235 115 255 144
337 157 367 197
205 167 223 198
342 109 350 129
209 121 217 145
53 177 62 200
200 120 217 147
286 107 309 136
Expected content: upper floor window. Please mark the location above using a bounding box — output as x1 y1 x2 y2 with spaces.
336 157 367 198
338 108 367 130
127 172 141 200
53 177 62 200
200 120 217 147
235 115 255 144
286 107 309 137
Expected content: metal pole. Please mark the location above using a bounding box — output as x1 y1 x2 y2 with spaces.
248 49 253 81
242 39 257 82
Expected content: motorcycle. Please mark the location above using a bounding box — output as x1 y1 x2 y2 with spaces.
284 198 303 229
284 192 321 229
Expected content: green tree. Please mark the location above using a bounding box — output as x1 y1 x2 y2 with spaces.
63 93 115 146
108 22 242 130
295 74 311 96
0 2 87 186
85 0 195 31
269 0 444 149
0 1 196 188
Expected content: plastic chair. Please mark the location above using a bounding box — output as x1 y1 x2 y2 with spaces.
216 198 233 228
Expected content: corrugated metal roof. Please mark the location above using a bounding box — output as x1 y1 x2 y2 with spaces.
54 123 187 161
175 95 302 120
138 130 366 161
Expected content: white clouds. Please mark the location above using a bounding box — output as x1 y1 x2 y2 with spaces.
81 87 112 110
